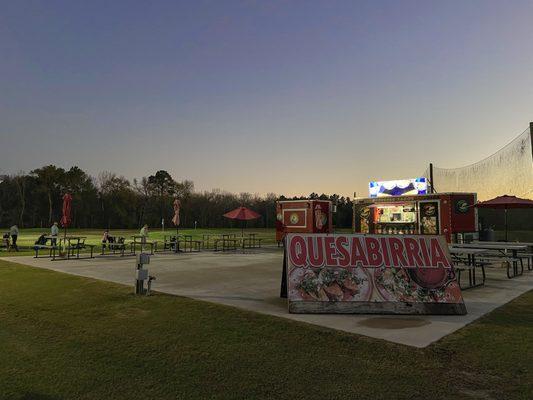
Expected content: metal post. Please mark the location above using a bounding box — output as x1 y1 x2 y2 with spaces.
135 260 144 295
429 163 435 193
135 253 150 295
280 236 287 298
504 208 508 242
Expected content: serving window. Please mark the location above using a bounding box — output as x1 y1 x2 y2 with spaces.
367 202 419 235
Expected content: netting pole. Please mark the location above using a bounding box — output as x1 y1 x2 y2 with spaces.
530 122 533 160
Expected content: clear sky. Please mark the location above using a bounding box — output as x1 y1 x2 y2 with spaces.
1 0 532 197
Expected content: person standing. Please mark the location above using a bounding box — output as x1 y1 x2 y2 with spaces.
139 224 148 251
50 222 59 246
9 225 19 251
140 224 149 238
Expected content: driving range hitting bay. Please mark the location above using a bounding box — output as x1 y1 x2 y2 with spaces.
284 233 466 315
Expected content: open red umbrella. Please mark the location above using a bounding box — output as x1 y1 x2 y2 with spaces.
223 206 261 236
475 195 533 241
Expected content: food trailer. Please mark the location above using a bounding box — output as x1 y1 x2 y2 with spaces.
353 192 478 243
276 200 333 243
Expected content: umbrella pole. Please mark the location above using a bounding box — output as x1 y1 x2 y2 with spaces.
504 208 508 242
63 226 67 257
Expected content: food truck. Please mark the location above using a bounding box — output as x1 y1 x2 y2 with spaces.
276 200 333 243
353 192 478 243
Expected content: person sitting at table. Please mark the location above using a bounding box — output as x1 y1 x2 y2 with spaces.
2 232 10 250
102 230 110 249
34 233 47 250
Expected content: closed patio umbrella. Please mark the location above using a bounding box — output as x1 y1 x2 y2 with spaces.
475 195 533 241
172 198 181 252
59 193 72 256
223 206 261 236
60 193 72 235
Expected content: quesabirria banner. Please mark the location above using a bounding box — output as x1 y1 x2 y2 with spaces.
285 233 466 315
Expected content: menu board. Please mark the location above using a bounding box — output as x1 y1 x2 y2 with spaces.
419 201 440 235
285 233 466 315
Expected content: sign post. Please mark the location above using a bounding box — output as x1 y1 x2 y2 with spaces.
285 233 466 315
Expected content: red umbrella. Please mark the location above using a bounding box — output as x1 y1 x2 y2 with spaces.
59 193 72 254
172 198 181 227
60 193 73 228
223 206 261 236
475 195 533 241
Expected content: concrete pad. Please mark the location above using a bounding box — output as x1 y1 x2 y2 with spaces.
4 249 532 348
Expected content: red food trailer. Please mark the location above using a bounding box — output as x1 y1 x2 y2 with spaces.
352 192 478 243
276 200 333 243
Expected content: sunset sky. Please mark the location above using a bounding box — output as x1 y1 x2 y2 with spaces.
1 0 532 198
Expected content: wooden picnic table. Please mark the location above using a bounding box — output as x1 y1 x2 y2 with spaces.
451 243 527 278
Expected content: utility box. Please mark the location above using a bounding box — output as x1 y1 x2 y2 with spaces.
135 253 151 295
275 200 333 243
136 268 148 281
137 253 150 265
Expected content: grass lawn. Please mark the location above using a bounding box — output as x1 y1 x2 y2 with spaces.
0 228 281 257
0 260 531 400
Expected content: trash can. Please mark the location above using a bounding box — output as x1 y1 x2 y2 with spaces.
480 228 495 242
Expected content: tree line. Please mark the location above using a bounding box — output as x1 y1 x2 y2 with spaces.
0 165 354 230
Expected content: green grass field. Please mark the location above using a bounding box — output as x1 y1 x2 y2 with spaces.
0 259 531 400
0 228 280 257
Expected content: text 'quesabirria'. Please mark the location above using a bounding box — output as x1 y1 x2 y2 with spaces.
288 234 451 269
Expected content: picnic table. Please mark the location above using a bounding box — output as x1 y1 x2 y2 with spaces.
52 236 95 260
158 235 201 253
202 233 235 249
214 234 239 252
473 241 533 270
241 233 262 249
178 234 201 252
130 235 156 255
100 236 131 257
159 234 180 252
451 242 528 278
449 247 487 289
34 236 59 258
